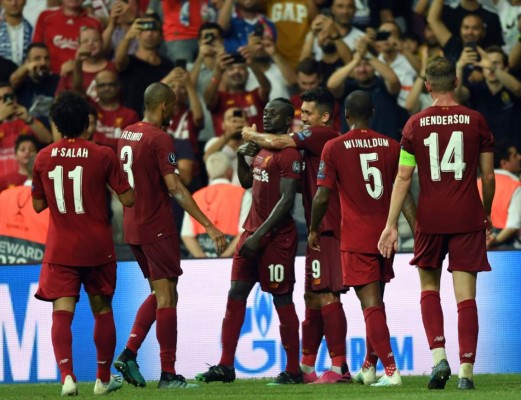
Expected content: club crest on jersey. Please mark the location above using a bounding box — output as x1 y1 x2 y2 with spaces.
292 161 302 174
296 128 312 141
168 153 177 165
317 160 325 180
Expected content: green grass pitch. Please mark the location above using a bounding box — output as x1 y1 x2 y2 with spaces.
1 375 521 399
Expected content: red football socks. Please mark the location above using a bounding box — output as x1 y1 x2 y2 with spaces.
93 311 116 382
322 302 347 366
363 306 396 375
156 307 177 374
300 308 323 367
363 337 378 369
420 290 446 349
276 303 300 375
219 299 247 367
52 310 75 384
126 294 157 355
457 299 478 364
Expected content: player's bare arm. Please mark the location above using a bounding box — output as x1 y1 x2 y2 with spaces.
164 173 228 254
308 186 331 251
237 142 259 189
379 163 415 258
401 191 417 235
32 198 48 213
239 177 298 258
479 151 495 233
242 124 297 150
117 188 135 208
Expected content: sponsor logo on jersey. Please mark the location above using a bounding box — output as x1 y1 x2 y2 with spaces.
168 153 177 165
261 155 272 167
52 35 79 50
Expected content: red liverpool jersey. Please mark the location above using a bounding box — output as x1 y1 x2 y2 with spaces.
318 129 400 253
32 138 130 266
117 121 179 244
401 105 494 234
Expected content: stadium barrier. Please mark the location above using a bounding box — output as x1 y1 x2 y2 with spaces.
0 251 520 383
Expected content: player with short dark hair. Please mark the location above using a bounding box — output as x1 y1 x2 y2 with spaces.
309 90 415 387
379 56 495 390
242 87 351 384
31 91 134 396
113 82 227 390
196 98 304 386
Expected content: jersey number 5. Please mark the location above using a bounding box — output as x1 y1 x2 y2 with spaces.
360 153 383 200
120 145 135 188
48 165 84 214
424 131 466 181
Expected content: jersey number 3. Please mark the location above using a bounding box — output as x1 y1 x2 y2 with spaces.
120 145 135 188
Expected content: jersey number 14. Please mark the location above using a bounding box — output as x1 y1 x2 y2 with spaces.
424 131 466 181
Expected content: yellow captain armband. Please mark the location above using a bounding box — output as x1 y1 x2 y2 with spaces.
399 149 416 167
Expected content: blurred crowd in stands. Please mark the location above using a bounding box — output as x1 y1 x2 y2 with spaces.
0 0 520 263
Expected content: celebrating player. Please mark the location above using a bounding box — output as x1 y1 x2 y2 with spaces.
32 92 134 396
309 90 416 387
196 98 304 385
378 56 495 390
113 82 227 389
242 87 351 384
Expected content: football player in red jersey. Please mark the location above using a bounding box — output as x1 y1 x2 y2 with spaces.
32 91 134 396
242 87 352 384
113 82 227 389
196 98 304 385
379 56 495 390
310 90 416 387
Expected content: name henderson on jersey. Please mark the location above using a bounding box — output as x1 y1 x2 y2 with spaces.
419 114 470 127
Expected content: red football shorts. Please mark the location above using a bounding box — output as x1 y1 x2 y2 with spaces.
231 228 297 295
35 262 117 302
129 234 183 280
305 233 347 293
411 230 491 272
341 251 395 287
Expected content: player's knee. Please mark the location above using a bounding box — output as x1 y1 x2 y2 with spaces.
228 281 252 301
317 291 340 307
89 295 112 314
303 291 319 307
155 291 175 307
273 292 293 308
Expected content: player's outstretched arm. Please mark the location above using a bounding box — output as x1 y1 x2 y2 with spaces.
164 173 228 255
379 164 415 258
239 177 298 258
308 186 331 251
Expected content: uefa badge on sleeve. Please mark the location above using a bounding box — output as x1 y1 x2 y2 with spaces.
317 160 326 180
168 153 177 165
296 128 312 141
292 161 302 174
